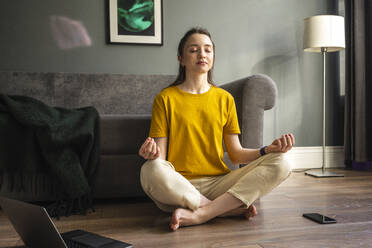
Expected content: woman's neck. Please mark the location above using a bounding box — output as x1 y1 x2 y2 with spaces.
178 73 210 94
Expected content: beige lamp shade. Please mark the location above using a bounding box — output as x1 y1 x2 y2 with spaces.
303 15 345 52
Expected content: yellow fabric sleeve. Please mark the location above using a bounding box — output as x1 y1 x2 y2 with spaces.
149 94 168 137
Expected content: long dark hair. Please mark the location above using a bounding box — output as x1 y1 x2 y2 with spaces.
168 27 216 87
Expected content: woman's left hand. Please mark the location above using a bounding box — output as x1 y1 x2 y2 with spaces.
267 133 295 153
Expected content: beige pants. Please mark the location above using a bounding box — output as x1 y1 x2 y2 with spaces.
140 152 292 213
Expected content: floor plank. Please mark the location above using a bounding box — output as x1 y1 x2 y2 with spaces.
1 169 372 248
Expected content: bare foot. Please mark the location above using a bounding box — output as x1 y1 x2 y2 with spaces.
170 208 203 231
244 204 258 220
219 204 258 220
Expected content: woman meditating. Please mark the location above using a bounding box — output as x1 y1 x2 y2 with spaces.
138 27 294 231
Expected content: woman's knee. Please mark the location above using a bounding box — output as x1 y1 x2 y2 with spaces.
141 158 163 178
140 159 200 211
269 153 292 180
140 158 174 191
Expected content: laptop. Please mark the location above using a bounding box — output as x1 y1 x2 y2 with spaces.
0 196 132 248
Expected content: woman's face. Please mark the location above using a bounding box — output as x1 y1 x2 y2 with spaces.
179 33 214 75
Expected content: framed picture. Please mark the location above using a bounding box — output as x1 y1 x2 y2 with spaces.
108 0 163 45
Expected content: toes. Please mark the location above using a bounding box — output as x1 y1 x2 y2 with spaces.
243 205 258 220
253 207 258 216
170 223 179 231
249 205 258 216
170 210 180 231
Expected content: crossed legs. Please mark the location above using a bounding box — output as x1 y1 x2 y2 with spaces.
140 153 291 230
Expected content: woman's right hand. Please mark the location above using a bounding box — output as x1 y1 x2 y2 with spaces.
138 137 161 160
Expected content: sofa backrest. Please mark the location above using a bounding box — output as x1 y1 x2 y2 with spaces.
0 71 176 115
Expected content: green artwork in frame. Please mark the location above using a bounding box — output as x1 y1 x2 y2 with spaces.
109 0 163 45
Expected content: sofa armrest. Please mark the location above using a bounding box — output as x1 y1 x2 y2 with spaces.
221 74 278 149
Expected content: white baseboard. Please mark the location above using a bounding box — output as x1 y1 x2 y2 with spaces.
286 146 345 170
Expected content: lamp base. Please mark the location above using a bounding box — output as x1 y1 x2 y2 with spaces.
305 169 344 178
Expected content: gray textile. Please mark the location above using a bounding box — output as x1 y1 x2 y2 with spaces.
0 71 277 200
344 0 372 168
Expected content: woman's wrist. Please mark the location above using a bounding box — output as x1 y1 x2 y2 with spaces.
260 145 273 156
260 146 268 156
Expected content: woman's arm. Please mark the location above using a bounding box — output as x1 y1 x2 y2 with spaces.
153 137 168 160
223 134 260 164
138 137 168 160
223 133 295 165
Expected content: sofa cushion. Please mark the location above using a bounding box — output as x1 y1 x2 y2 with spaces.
93 154 146 198
100 115 151 155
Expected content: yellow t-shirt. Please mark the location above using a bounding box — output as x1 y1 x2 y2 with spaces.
149 85 241 179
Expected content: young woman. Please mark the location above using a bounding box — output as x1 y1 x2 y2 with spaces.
138 27 294 231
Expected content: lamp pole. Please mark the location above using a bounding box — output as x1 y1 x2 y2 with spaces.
322 47 326 174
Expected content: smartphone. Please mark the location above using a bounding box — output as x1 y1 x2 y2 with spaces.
303 213 337 224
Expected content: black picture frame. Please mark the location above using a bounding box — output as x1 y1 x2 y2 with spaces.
108 0 163 45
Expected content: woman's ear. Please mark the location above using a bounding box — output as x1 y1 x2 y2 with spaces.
178 55 183 66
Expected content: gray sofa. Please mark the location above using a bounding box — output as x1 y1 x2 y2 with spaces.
0 71 277 201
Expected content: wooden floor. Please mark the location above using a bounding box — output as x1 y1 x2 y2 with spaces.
1 169 372 248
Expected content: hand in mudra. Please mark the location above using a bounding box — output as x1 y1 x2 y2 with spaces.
139 137 161 160
267 133 295 153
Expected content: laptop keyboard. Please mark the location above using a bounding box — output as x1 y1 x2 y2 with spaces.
63 238 89 248
61 230 132 248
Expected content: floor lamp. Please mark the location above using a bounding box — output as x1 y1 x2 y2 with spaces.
302 15 345 178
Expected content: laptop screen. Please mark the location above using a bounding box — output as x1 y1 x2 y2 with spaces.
0 197 67 248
